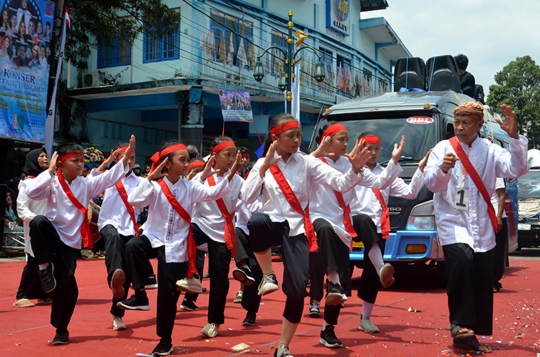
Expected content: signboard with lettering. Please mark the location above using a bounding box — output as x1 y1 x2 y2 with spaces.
218 90 253 122
0 0 55 142
326 0 350 36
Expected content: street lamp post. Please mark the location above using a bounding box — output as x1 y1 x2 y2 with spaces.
253 10 326 114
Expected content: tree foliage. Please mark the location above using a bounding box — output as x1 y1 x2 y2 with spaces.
487 56 540 148
64 0 180 71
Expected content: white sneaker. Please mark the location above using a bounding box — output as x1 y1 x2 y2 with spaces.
111 315 127 331
275 344 294 357
176 277 203 294
257 274 279 296
359 316 379 334
201 323 220 338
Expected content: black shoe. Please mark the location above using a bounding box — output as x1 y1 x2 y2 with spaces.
309 298 321 318
117 293 150 311
319 325 342 348
243 312 256 326
52 329 69 345
325 281 344 306
145 274 158 289
232 267 256 286
180 299 199 311
151 340 174 356
39 263 56 294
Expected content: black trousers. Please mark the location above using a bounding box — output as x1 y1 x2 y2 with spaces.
443 243 494 336
352 214 385 304
125 235 188 343
235 227 263 314
191 223 231 325
16 253 50 300
183 249 206 303
493 218 508 289
29 215 79 332
248 213 309 324
312 218 351 325
101 224 134 318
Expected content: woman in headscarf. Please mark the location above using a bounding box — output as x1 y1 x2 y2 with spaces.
13 148 51 308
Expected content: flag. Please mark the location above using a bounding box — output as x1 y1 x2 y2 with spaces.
204 30 215 61
219 33 226 64
310 57 315 86
291 64 301 120
45 7 69 156
251 42 256 69
273 48 280 76
355 72 360 97
300 58 305 87
237 37 248 67
351 70 357 95
347 65 354 92
336 62 342 92
227 32 235 66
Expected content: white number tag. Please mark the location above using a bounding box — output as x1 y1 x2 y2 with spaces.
453 188 469 211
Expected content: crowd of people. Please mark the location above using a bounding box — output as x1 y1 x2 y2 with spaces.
5 102 529 356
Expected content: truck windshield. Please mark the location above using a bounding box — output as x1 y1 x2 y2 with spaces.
517 170 540 199
320 117 438 164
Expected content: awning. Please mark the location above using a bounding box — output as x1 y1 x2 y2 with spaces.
360 17 411 62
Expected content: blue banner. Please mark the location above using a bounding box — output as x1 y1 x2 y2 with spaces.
0 0 55 142
218 90 253 122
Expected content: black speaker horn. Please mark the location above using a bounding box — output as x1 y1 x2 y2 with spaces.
393 57 426 92
426 55 461 92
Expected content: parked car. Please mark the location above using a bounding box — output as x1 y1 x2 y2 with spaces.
517 168 540 248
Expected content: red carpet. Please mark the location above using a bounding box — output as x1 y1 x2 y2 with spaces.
1 257 539 356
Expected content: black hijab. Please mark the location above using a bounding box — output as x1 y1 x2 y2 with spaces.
24 148 47 177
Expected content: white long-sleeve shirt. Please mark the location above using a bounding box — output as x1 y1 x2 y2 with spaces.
310 156 403 246
192 171 243 243
236 198 263 235
128 176 230 263
17 178 47 256
351 163 425 233
25 161 129 249
241 152 402 236
424 135 528 252
98 172 142 236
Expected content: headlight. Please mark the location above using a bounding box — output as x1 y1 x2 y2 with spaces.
406 201 436 230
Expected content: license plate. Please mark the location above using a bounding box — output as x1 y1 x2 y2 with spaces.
518 223 531 231
352 241 364 249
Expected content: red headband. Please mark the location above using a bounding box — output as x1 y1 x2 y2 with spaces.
149 144 187 172
117 146 129 154
241 153 250 158
320 123 347 143
189 161 205 171
58 152 83 163
362 135 381 145
270 120 300 136
212 140 236 154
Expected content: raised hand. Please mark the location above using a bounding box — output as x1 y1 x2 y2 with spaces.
147 158 168 181
391 135 405 164
497 104 519 139
228 151 245 181
200 155 218 181
122 135 136 168
345 139 371 171
259 141 282 177
311 136 331 158
418 148 433 172
48 151 58 175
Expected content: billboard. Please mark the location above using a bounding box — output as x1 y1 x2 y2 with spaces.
218 90 253 122
0 0 55 142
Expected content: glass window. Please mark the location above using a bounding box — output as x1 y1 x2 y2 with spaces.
210 10 253 68
143 9 180 63
97 38 131 68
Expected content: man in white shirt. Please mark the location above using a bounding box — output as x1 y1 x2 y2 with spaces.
424 103 528 353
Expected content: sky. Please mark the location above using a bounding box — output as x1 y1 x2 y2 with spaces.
362 0 540 96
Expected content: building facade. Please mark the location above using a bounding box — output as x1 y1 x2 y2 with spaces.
65 0 410 164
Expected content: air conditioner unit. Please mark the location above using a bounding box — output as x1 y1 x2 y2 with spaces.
83 72 101 88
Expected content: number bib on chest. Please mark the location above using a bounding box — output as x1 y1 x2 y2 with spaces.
454 188 469 211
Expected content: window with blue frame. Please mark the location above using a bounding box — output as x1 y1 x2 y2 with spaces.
319 47 333 91
144 9 181 63
210 10 253 69
97 38 132 68
336 54 352 95
270 31 287 76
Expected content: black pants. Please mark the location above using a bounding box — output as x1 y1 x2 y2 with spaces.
312 218 351 325
443 243 494 336
16 253 50 300
493 218 508 289
235 227 263 314
248 213 309 324
125 235 187 343
29 215 79 332
191 223 231 325
183 249 206 303
101 224 134 318
352 214 385 304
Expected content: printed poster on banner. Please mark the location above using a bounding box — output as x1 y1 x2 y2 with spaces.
218 90 253 122
0 0 55 142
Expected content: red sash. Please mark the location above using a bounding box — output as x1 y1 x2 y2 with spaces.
115 180 139 237
449 136 498 232
319 158 357 238
207 175 236 256
57 169 93 249
157 179 197 278
372 189 390 239
269 163 318 252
